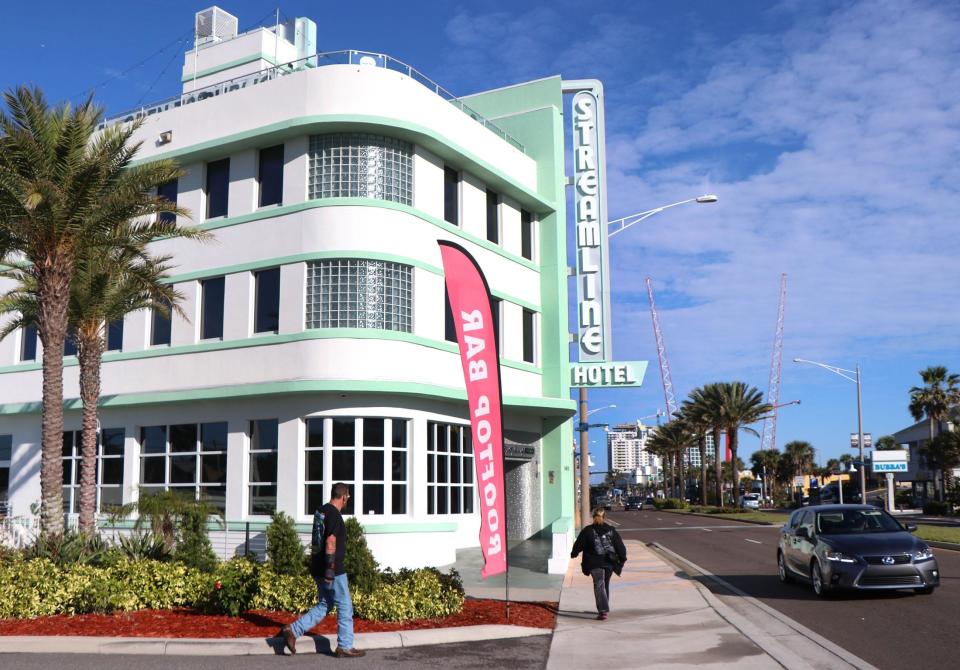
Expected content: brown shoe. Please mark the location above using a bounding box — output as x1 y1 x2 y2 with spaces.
278 624 297 655
335 647 366 658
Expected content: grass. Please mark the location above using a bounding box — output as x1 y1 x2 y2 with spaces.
915 525 960 545
660 508 789 525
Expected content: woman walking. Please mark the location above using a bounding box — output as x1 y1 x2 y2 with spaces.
571 507 627 620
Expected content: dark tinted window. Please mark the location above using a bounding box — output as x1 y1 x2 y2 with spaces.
206 159 230 219
444 289 456 342
151 302 171 346
63 330 77 357
520 209 533 260
486 190 499 243
522 308 535 363
254 268 280 334
106 318 124 351
490 298 502 351
157 179 178 225
258 145 284 207
20 325 37 361
444 167 459 225
201 277 225 340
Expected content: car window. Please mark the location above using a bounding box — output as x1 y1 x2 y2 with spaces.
786 510 802 529
817 509 903 534
799 510 815 535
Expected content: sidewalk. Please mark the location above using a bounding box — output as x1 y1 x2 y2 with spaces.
546 540 877 670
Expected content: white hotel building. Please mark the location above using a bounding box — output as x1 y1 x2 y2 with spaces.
0 8 579 571
607 422 661 487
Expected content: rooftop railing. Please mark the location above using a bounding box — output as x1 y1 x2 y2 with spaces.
100 49 524 152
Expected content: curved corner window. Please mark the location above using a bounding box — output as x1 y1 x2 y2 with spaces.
308 133 413 205
306 259 413 333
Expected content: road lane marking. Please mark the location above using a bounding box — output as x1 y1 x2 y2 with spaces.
606 517 621 527
618 525 780 531
675 521 684 525
745 538 763 544
702 528 712 532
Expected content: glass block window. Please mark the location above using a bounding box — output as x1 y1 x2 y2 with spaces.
304 417 410 517
306 259 413 333
0 434 10 514
248 419 278 515
426 422 474 516
139 422 228 512
62 428 124 513
308 133 413 205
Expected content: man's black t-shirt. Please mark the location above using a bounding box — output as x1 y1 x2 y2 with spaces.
318 502 347 576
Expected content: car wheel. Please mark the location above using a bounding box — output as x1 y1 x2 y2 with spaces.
811 561 829 598
777 552 793 584
915 586 935 595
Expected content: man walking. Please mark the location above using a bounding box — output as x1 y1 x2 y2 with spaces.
279 483 365 658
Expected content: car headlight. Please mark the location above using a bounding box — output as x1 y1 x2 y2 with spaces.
823 550 858 563
913 547 935 562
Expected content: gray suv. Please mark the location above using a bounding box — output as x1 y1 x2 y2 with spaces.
777 505 939 597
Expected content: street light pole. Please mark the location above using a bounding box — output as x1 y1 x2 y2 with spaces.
793 358 867 505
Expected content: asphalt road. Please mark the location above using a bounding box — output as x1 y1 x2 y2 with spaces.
0 636 552 670
610 509 960 670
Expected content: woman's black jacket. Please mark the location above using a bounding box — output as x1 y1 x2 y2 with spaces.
571 522 627 576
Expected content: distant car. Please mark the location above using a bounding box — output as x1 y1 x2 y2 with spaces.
819 483 862 505
644 497 656 508
593 497 613 511
623 496 644 511
777 504 939 597
739 493 761 509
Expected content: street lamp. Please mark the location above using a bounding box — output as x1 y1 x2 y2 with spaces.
793 358 866 504
607 195 718 238
576 195 719 529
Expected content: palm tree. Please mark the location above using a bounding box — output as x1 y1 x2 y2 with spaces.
783 441 815 479
681 388 713 505
715 382 772 500
648 420 696 499
0 87 184 534
686 383 726 505
920 432 960 504
909 366 960 442
750 448 781 502
874 435 900 451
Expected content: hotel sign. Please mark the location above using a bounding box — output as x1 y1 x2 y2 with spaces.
570 361 647 388
572 89 613 363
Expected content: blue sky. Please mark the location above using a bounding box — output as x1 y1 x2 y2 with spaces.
4 1 959 473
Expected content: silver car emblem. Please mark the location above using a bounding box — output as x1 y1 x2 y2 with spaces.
881 556 895 565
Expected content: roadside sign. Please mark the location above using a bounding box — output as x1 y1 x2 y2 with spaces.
793 476 805 487
850 433 872 448
873 462 908 472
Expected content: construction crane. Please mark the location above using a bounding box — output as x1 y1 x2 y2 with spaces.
759 274 788 453
646 277 678 419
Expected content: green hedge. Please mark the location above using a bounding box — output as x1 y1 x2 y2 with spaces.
654 498 688 510
0 556 463 622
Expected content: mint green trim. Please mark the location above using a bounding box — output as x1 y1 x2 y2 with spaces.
164 250 444 283
190 198 540 272
100 518 457 534
128 114 556 210
181 53 280 83
489 289 539 314
0 328 542 376
550 517 573 534
0 379 576 416
345 522 457 534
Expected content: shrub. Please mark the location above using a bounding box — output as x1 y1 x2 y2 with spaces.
251 565 315 612
707 507 748 514
22 531 110 566
656 498 688 510
199 557 260 616
352 568 464 622
116 531 173 562
175 507 219 572
266 511 307 577
923 501 951 516
344 517 380 594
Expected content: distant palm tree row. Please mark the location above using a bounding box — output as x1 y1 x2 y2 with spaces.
646 382 772 505
0 87 206 535
909 366 960 502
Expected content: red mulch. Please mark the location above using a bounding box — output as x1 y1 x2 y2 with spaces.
0 599 557 638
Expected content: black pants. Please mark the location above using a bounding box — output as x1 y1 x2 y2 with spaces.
590 567 613 613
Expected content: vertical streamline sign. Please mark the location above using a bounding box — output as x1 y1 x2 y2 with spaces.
572 87 613 363
438 241 508 579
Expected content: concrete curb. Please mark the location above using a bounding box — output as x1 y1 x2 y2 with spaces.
660 509 783 527
650 542 880 670
926 540 960 552
0 624 552 656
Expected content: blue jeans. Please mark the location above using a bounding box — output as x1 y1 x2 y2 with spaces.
291 573 354 650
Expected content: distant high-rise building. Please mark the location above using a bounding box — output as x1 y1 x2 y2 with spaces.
608 422 661 486
686 434 716 469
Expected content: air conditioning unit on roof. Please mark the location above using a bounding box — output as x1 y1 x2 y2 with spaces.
195 6 239 46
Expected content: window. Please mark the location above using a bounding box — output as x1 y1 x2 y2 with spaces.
491 298 502 352
486 190 499 243
0 434 11 513
106 318 124 352
201 277 225 340
157 179 178 225
151 301 171 346
522 308 536 363
20 325 37 361
444 288 456 343
520 209 534 260
63 330 77 357
254 268 281 334
427 422 474 515
248 419 278 515
308 134 413 205
61 428 124 513
258 145 284 207
205 158 230 219
306 259 412 332
304 417 410 517
444 167 459 225
139 422 227 511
